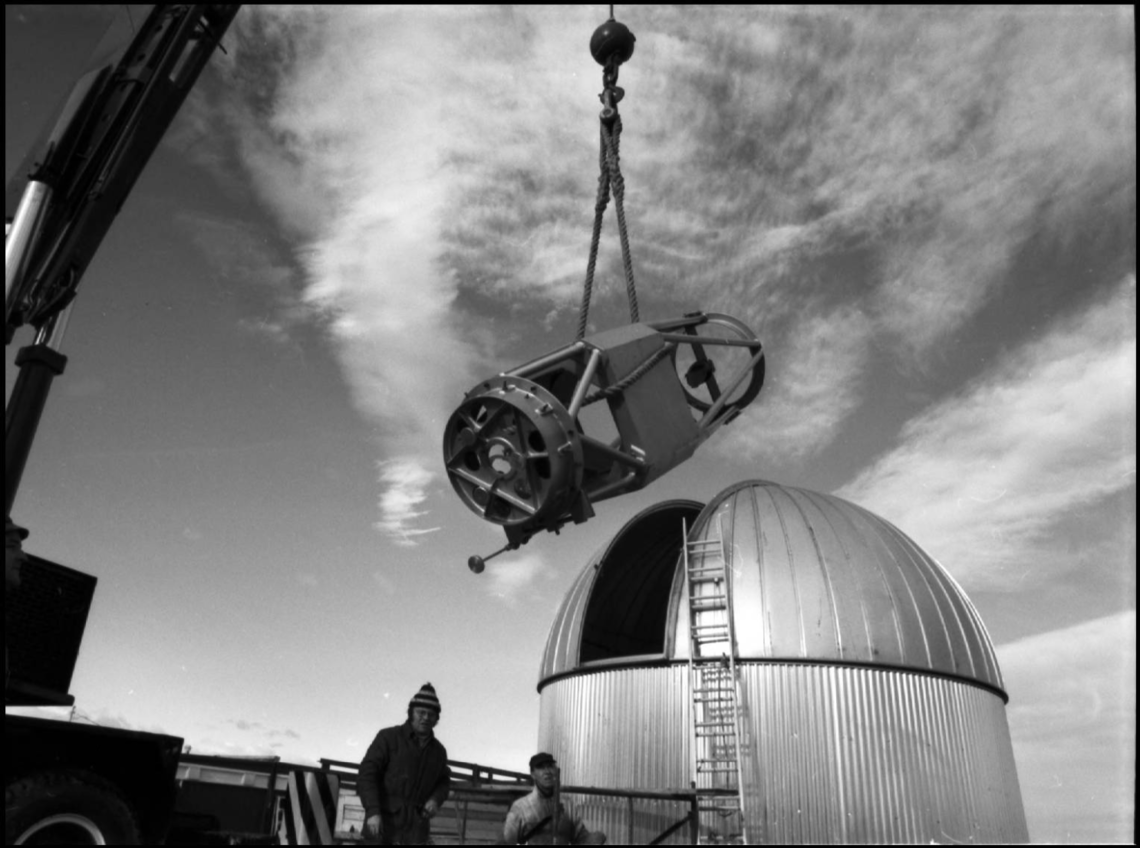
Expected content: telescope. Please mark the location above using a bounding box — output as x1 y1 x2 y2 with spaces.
444 312 765 570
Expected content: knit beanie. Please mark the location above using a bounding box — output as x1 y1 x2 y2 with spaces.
409 682 441 715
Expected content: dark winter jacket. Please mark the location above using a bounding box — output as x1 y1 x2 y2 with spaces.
357 721 451 833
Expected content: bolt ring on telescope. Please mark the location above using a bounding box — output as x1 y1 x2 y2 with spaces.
443 376 583 527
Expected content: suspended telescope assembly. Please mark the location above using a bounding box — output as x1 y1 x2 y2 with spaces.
444 12 766 571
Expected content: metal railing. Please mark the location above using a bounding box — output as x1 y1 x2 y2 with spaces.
321 758 724 845
174 753 729 844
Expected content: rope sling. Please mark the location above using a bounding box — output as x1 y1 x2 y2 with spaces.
577 12 676 408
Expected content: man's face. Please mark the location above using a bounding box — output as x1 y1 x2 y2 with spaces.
531 761 558 793
410 707 438 736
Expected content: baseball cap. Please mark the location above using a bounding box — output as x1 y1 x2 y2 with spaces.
529 752 557 769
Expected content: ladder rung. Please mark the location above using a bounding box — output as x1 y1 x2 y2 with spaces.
691 593 727 603
688 563 725 573
687 559 724 567
693 684 735 693
689 574 725 584
686 538 722 548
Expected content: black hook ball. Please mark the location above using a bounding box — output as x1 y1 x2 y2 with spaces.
590 20 635 66
468 555 485 574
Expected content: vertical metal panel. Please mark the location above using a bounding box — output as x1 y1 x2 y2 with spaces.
539 666 694 845
540 663 1027 844
736 663 1028 844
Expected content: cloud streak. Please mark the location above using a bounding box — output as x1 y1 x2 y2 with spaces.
839 276 1136 590
483 551 552 606
718 304 871 461
375 459 440 546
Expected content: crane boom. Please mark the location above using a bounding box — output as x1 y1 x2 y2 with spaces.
5 4 240 515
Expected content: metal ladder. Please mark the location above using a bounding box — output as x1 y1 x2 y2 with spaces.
685 516 748 845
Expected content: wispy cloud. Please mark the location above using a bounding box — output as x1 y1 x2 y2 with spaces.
483 551 553 606
997 610 1136 843
227 718 302 741
375 459 440 546
717 305 871 461
174 211 312 344
839 277 1136 589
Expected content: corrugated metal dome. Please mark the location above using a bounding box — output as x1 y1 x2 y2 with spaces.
540 480 1005 698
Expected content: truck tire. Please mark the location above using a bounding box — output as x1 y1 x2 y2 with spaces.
6 771 141 845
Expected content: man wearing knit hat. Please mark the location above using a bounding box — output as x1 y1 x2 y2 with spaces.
358 683 451 845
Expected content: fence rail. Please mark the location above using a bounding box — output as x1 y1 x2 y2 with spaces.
175 753 732 844
322 758 719 845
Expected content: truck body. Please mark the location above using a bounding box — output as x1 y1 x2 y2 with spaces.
6 6 239 843
6 715 184 844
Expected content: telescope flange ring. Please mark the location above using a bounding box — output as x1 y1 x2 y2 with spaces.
444 375 583 528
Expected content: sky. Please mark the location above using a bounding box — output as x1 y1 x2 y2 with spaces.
5 5 1135 843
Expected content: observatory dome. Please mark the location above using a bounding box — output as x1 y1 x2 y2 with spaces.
537 480 1026 844
540 480 1003 696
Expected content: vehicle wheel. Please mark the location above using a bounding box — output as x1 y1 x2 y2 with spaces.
6 771 141 845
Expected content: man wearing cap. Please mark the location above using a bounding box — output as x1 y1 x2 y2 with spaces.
358 683 451 845
501 752 606 845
